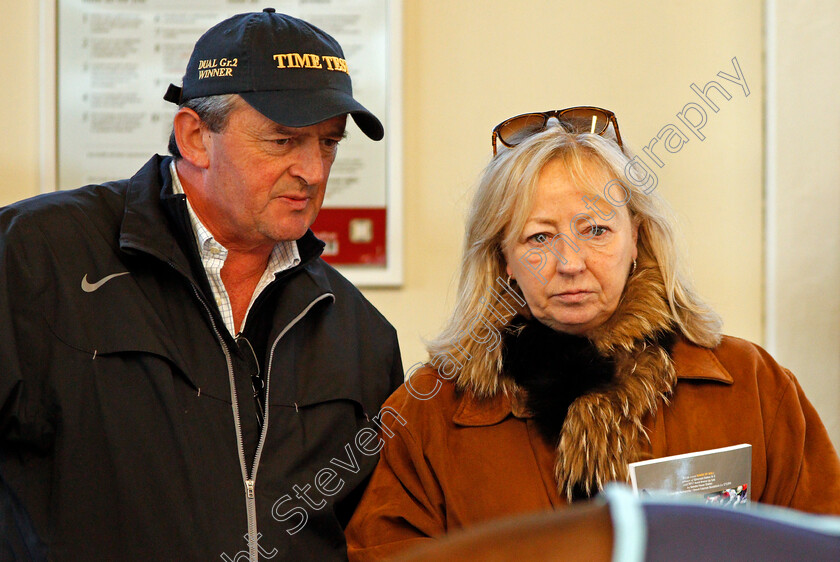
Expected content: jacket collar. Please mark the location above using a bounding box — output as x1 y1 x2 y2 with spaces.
452 337 733 428
119 155 189 270
669 338 734 383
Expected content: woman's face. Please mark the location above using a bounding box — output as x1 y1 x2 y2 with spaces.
503 157 638 335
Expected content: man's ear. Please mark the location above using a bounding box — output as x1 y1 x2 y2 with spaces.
173 108 210 169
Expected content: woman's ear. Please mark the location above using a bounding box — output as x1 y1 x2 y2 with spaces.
172 108 210 169
501 247 514 279
631 219 640 259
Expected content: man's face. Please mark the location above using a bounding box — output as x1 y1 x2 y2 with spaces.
201 100 347 248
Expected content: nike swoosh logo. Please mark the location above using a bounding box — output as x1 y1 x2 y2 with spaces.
81 272 131 293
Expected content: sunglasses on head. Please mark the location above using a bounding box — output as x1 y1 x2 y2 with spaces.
491 106 623 155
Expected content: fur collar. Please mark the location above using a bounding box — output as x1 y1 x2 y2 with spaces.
503 318 616 445
501 258 677 500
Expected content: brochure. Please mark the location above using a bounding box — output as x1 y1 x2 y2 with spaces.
628 443 751 507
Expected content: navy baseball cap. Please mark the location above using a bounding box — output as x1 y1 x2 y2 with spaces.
164 8 383 141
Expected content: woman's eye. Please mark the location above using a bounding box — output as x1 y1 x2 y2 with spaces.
528 233 550 244
591 225 608 236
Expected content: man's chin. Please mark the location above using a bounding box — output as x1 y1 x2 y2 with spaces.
261 211 319 243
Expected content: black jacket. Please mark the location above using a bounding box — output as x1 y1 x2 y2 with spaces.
0 156 403 561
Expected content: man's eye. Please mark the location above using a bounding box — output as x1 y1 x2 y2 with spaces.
322 138 341 148
591 225 608 236
273 138 291 146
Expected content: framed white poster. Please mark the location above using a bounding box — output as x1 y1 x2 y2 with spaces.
44 0 403 286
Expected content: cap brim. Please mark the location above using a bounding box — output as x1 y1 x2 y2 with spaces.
240 89 384 141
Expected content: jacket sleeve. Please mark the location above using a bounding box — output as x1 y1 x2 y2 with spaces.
0 208 54 448
335 328 406 529
345 383 446 561
0 207 55 558
0 209 24 439
388 337 405 395
761 368 840 514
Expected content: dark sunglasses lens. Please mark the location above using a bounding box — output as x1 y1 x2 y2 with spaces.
498 114 548 147
236 335 260 378
559 108 610 135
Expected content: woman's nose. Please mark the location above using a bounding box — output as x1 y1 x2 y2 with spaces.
547 232 586 274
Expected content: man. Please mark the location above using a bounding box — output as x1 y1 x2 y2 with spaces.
0 9 402 561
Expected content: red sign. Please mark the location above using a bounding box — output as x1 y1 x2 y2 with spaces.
312 208 387 265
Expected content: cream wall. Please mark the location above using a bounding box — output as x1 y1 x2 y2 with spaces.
368 0 765 366
0 2 40 206
2 1 837 445
767 0 840 446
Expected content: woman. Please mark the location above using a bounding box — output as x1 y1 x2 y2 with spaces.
346 108 840 559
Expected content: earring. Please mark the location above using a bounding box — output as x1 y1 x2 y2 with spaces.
507 274 514 286
630 259 637 275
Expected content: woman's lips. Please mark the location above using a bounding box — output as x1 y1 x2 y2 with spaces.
553 290 593 303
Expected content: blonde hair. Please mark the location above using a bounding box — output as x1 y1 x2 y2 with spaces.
426 125 722 396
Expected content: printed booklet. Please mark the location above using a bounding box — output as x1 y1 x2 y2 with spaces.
628 443 751 508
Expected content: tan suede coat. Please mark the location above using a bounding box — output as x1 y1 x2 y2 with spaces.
346 336 840 561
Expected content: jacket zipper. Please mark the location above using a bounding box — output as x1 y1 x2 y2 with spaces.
185 284 259 559
248 294 334 494
187 274 334 561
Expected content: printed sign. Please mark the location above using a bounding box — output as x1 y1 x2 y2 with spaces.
57 0 401 283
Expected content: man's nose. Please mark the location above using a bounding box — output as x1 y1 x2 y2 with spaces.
289 140 326 186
